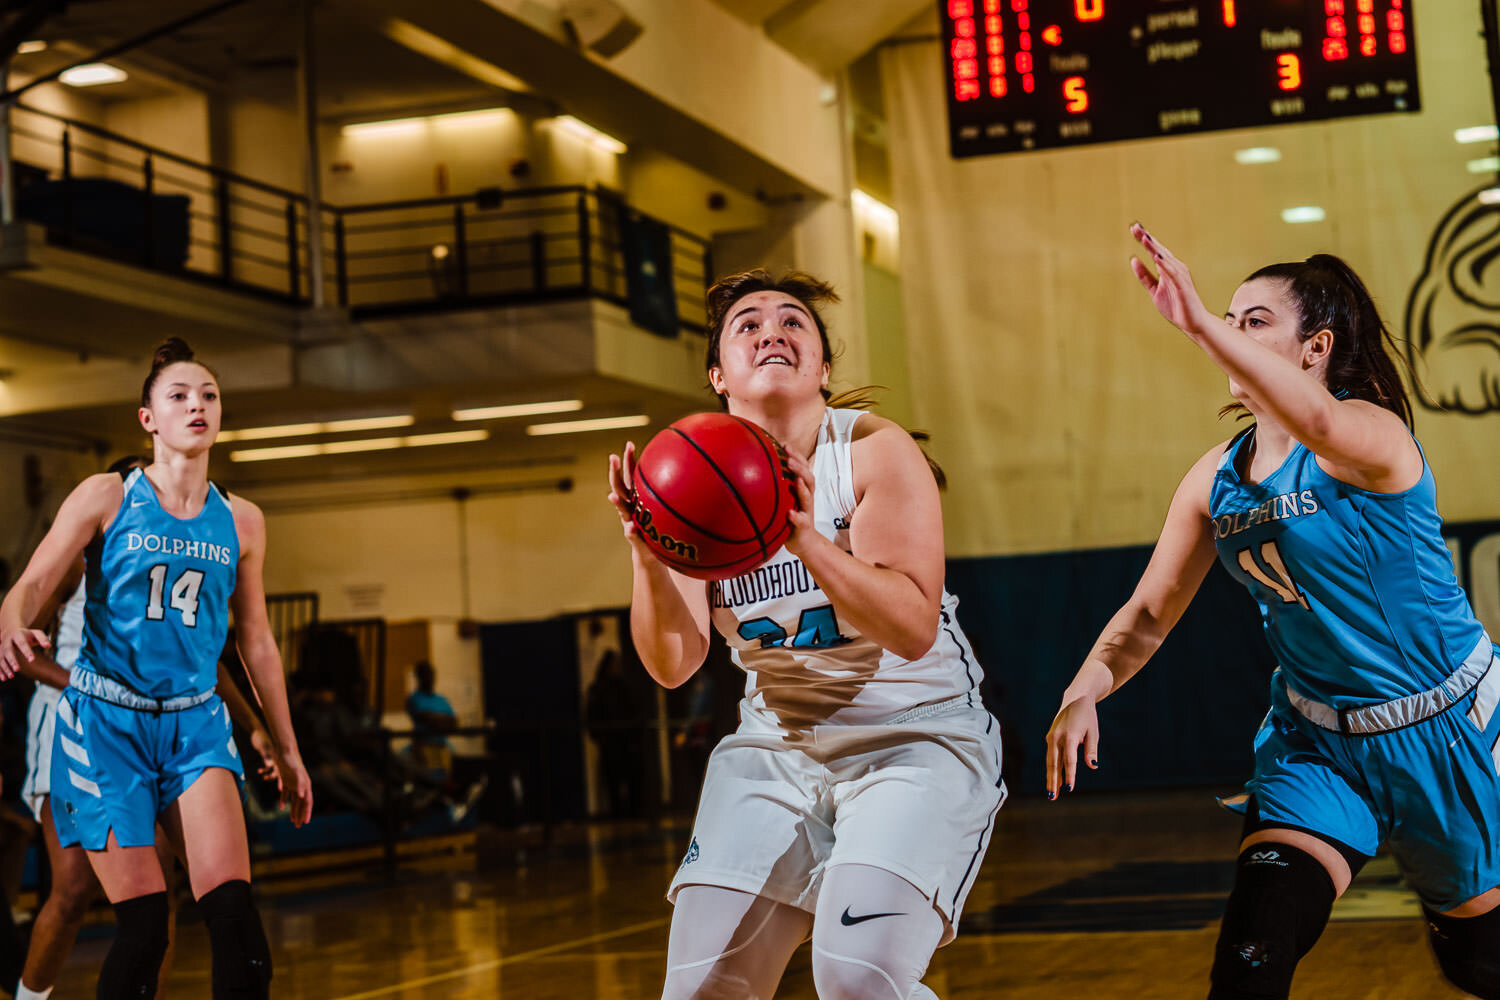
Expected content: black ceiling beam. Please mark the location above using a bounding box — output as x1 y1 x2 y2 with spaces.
0 0 247 102
0 0 65 62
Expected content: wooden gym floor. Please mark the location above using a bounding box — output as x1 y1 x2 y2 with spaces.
48 789 1467 998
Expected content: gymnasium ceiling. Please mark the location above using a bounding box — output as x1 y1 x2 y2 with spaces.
0 0 917 479
6 0 930 108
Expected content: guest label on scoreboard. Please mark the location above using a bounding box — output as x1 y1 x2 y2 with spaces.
940 1 1420 157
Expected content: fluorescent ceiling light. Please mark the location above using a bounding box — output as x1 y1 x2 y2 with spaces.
554 115 626 154
526 414 650 436
342 118 425 138
218 414 413 442
324 414 416 433
1280 206 1326 224
1466 156 1500 174
342 107 511 137
453 399 584 421
60 63 127 87
1479 188 1500 205
1234 146 1282 164
851 189 898 229
1455 125 1499 144
230 428 488 463
228 443 323 463
322 436 403 455
406 430 491 447
430 108 511 128
16 41 46 55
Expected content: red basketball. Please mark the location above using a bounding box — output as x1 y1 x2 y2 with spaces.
631 413 794 580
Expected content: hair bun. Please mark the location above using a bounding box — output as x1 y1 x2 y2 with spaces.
151 337 194 370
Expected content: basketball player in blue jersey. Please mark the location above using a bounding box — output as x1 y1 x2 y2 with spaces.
14 457 280 1000
1047 225 1500 999
607 271 1005 1000
0 338 312 1000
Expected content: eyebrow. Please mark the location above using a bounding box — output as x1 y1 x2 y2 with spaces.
729 302 813 326
164 382 218 389
1226 305 1275 320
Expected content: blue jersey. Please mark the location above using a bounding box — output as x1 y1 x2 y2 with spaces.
1209 428 1486 708
76 469 239 700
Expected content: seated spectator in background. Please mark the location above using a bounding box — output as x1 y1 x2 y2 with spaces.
585 650 648 819
405 660 457 780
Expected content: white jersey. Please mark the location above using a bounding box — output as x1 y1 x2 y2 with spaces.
708 408 983 732
55 575 86 670
22 576 84 820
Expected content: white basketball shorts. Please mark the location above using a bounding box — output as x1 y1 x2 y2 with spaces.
22 684 64 822
668 697 1006 944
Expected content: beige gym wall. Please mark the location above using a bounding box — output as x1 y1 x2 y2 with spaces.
882 4 1500 558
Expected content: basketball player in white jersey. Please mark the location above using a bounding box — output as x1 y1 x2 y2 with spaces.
607 270 1005 999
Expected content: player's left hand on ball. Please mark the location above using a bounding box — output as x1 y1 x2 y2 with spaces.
606 442 647 548
782 448 816 553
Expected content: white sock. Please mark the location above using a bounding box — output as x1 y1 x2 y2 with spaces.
16 983 54 1000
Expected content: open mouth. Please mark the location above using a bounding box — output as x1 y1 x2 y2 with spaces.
757 354 794 368
188 419 208 430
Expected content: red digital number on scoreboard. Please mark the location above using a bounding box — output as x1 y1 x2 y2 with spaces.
1277 54 1302 89
1320 0 1403 60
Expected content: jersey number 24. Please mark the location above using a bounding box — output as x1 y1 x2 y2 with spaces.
738 604 852 649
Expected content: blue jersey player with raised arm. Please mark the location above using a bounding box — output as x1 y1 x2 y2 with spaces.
1046 227 1500 1000
0 338 313 1000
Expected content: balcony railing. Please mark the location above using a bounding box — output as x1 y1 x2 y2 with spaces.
5 103 713 333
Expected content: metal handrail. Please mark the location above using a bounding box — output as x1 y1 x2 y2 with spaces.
16 101 310 203
6 104 714 326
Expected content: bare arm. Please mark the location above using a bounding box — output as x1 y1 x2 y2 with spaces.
1131 225 1420 491
18 652 72 690
16 559 83 689
786 416 945 661
1045 444 1225 797
0 475 120 677
228 495 313 825
608 443 712 689
216 660 276 778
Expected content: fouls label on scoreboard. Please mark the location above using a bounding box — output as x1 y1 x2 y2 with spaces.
940 0 1421 157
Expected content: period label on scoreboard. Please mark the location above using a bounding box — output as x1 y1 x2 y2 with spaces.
940 1 1420 157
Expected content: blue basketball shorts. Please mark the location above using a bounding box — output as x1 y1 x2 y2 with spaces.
1238 658 1500 911
49 687 244 850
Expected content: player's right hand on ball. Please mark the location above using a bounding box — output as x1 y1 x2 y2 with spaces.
606 442 644 545
0 627 50 679
1045 696 1100 800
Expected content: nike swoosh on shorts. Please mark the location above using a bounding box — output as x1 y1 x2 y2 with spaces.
840 907 905 926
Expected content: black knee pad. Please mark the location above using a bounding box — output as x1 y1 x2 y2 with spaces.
1424 904 1500 1000
1208 844 1335 1000
98 892 170 1000
198 880 272 1000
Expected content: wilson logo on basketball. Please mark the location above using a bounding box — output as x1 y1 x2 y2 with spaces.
633 502 700 562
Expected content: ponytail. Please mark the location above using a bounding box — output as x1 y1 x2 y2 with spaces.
827 386 948 489
1240 254 1417 426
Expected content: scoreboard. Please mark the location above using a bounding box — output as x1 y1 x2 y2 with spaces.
940 1 1421 157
